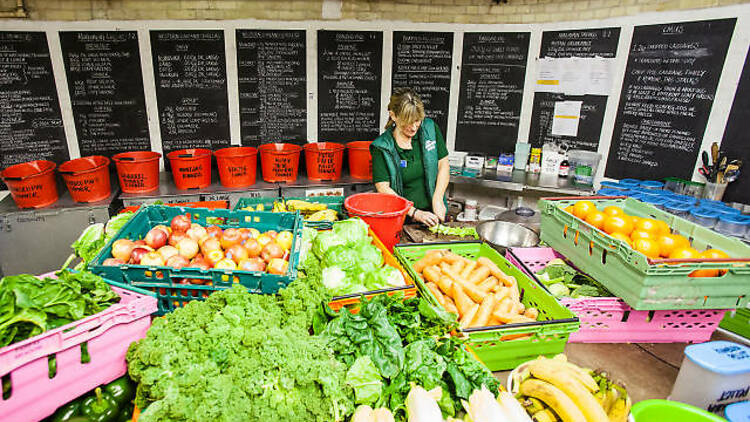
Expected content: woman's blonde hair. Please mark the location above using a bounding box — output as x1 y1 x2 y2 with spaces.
385 87 425 129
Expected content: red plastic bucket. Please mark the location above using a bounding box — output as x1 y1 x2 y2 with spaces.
214 146 258 188
112 151 161 193
344 193 413 251
0 160 59 208
167 149 212 190
347 141 373 180
304 142 345 181
259 143 302 183
58 156 111 203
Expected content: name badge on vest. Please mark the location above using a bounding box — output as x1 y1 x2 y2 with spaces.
399 159 407 168
425 139 436 152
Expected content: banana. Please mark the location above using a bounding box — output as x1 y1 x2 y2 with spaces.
532 408 560 422
519 379 586 422
600 386 619 414
540 358 599 393
606 395 631 422
592 390 605 407
523 397 546 414
527 360 609 422
286 199 327 212
307 209 337 221
256 204 265 212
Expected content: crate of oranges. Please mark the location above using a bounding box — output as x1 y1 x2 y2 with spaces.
539 196 750 310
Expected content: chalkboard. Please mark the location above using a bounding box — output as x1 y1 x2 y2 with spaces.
391 31 453 136
236 29 306 147
150 30 230 157
455 32 530 154
0 32 68 172
530 28 620 151
60 31 150 157
720 46 750 204
317 30 383 142
605 19 736 180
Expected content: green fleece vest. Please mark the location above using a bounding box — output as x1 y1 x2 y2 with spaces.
370 117 439 201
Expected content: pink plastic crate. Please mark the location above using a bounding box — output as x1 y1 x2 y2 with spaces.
506 248 727 343
0 272 157 422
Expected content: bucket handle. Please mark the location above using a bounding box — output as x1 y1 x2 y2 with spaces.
178 154 195 158
118 157 136 161
351 199 414 218
2 176 23 181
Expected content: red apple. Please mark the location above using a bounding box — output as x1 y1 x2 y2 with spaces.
134 239 146 246
145 227 168 249
266 258 288 275
206 225 223 238
166 254 190 269
130 246 153 264
238 228 251 241
214 258 237 270
244 238 262 257
220 228 242 250
265 230 278 239
168 231 187 247
188 257 210 271
170 214 191 233
177 238 199 259
248 228 261 239
200 237 221 255
112 239 135 261
238 257 266 272
261 242 284 262
140 251 165 266
227 244 249 263
186 223 207 242
153 224 171 236
157 245 179 261
103 258 125 266
205 249 224 266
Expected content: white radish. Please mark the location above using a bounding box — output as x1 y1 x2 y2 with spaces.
498 391 533 422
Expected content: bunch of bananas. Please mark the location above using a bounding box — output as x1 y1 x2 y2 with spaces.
514 355 631 422
243 199 338 221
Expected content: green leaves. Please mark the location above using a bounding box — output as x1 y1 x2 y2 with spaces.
346 356 383 406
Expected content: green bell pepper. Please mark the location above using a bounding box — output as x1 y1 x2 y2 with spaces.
103 377 135 407
80 387 118 422
47 377 136 422
51 400 82 422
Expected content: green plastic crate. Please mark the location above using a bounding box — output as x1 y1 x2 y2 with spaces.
720 307 750 339
235 196 344 229
90 205 303 315
539 196 750 311
394 242 579 371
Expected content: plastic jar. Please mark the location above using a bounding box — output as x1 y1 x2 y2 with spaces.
600 181 625 191
664 201 693 218
618 179 641 189
715 215 750 238
689 207 721 228
670 194 698 206
568 150 601 186
640 180 665 190
642 196 667 210
464 199 478 221
597 188 623 196
700 198 726 208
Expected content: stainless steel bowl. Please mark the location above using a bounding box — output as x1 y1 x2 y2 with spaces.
476 221 540 252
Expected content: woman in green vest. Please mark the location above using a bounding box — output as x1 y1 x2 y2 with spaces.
370 88 450 227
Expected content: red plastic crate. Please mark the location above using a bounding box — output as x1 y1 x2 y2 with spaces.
0 273 157 421
506 248 726 343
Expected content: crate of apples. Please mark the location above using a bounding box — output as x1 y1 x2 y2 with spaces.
103 213 292 276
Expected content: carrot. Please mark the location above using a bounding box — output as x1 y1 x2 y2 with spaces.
468 266 491 285
460 303 479 328
478 276 498 292
442 252 464 264
460 260 477 279
435 275 453 297
513 301 526 315
471 294 495 327
453 282 475 316
423 265 442 285
426 282 445 306
414 250 445 273
509 283 520 302
492 311 518 324
496 297 514 315
477 256 506 277
450 259 465 274
454 279 487 303
443 296 459 315
508 315 536 324
524 307 539 320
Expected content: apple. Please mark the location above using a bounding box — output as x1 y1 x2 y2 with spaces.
206 225 223 238
267 258 288 275
170 214 191 233
227 244 249 263
265 230 278 239
256 233 272 248
205 249 225 266
140 251 165 266
103 258 125 266
261 242 284 262
130 246 153 264
244 238 262 258
166 255 190 269
188 258 210 271
238 257 266 272
134 239 146 246
177 238 199 259
186 223 207 242
221 228 242 250
214 258 237 270
248 228 261 239
157 245 179 261
112 239 135 261
145 228 168 249
168 231 187 247
200 237 221 255
275 230 294 251
153 224 171 236
238 228 251 241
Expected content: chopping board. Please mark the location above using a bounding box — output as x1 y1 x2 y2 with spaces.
403 221 478 243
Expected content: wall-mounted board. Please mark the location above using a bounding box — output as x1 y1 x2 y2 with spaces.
720 46 750 204
391 31 453 137
59 31 150 157
529 28 620 151
150 30 230 158
0 32 68 171
605 18 736 180
317 30 383 143
236 29 307 146
455 32 530 154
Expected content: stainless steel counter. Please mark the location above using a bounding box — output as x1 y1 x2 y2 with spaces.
451 169 594 197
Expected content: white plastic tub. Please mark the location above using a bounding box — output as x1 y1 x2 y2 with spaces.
568 149 601 186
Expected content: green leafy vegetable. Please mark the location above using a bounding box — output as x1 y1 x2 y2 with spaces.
62 211 134 271
536 259 611 298
428 224 479 239
346 356 383 406
332 218 369 245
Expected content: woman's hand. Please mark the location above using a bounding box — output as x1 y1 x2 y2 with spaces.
414 209 440 227
432 199 446 222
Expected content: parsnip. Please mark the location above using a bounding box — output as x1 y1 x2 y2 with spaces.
519 379 586 422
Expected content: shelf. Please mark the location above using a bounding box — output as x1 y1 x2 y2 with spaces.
450 169 594 196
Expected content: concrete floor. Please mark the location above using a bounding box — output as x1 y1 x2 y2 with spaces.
494 330 746 402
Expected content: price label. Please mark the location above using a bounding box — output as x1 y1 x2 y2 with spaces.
305 187 344 197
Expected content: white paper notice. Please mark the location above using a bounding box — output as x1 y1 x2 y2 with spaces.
536 58 561 92
551 101 582 136
588 57 614 96
561 58 588 95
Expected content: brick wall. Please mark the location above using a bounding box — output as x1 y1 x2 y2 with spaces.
1 0 747 22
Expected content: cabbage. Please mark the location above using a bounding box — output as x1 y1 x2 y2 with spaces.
346 356 383 406
354 242 383 267
313 231 346 259
322 267 348 291
300 227 318 263
324 245 358 271
363 266 405 290
333 218 369 246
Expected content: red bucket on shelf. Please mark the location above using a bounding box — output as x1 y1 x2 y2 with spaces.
304 142 345 181
214 146 258 188
347 141 373 180
344 193 412 251
258 143 302 183
58 156 111 203
167 149 212 190
112 151 161 194
0 160 59 208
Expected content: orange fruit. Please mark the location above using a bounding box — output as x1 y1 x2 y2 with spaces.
671 234 691 250
585 211 608 230
656 234 683 258
630 230 654 241
609 232 632 246
603 206 625 217
563 205 575 214
654 220 671 236
701 248 730 276
629 215 642 227
573 201 596 220
603 215 634 236
635 218 660 234
669 247 701 260
633 238 661 258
